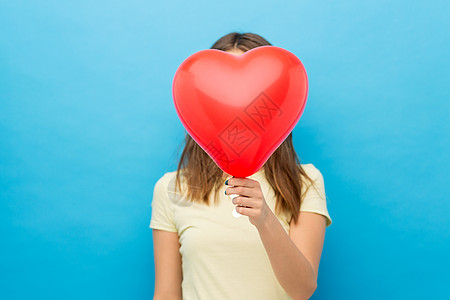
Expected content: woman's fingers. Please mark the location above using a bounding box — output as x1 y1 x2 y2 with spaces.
232 195 261 209
225 186 258 198
225 177 259 188
235 206 257 217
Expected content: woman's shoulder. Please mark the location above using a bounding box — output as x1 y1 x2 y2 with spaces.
157 170 193 207
153 171 180 195
299 163 323 180
156 169 188 189
156 170 179 182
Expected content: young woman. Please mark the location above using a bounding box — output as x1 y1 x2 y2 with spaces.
150 32 332 300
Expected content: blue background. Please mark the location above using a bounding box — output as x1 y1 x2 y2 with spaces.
1 1 449 299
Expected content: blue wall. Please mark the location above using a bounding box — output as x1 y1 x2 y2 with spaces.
1 1 448 299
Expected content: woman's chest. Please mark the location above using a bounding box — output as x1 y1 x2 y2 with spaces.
172 199 289 263
174 200 262 255
166 176 290 259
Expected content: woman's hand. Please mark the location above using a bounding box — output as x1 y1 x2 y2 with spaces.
225 177 274 228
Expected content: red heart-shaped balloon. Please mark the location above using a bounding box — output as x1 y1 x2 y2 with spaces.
173 45 308 177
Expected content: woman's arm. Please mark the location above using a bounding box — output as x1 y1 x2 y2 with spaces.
256 210 326 300
226 178 326 300
152 229 183 300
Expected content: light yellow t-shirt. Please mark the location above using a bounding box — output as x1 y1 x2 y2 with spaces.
149 163 332 300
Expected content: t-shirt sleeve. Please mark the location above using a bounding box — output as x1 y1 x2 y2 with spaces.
300 164 332 227
149 173 178 232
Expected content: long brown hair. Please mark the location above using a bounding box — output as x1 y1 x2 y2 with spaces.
175 32 316 225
